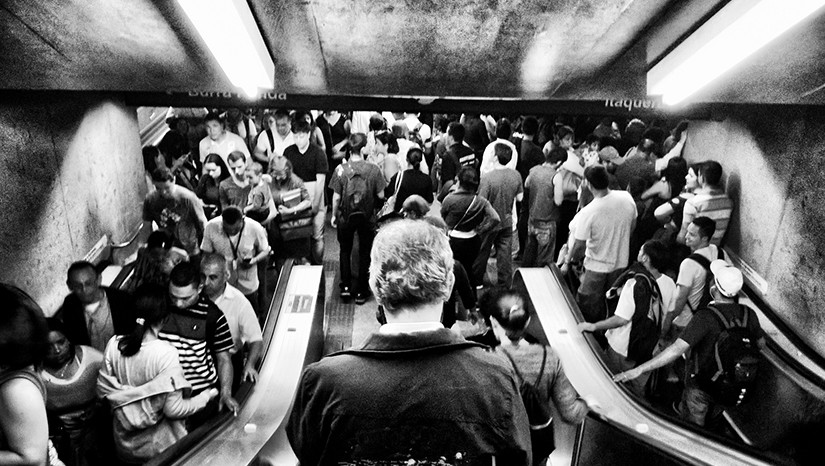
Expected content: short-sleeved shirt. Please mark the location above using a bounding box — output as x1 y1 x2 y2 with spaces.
159 296 234 392
201 217 270 294
673 245 726 326
247 182 272 211
212 284 263 354
525 164 559 224
680 302 761 376
283 143 329 184
681 191 734 245
256 129 294 161
575 190 637 273
199 132 251 166
329 160 387 223
142 186 205 255
219 178 251 210
478 168 523 229
606 274 676 357
386 169 434 212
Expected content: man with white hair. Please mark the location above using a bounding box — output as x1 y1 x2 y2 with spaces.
287 220 531 465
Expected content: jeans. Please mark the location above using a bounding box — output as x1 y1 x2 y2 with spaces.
338 216 375 296
474 226 514 288
522 221 557 267
311 207 326 265
577 267 623 323
604 345 649 397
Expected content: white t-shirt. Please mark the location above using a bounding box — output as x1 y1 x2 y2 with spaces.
606 274 676 357
213 284 263 354
673 244 727 327
575 190 637 273
199 132 252 166
396 139 429 175
480 139 518 177
255 130 294 161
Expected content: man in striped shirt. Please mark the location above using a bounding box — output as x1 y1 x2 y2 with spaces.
161 262 238 423
677 161 733 246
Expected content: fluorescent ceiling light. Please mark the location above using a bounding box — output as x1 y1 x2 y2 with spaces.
648 0 825 105
177 0 274 98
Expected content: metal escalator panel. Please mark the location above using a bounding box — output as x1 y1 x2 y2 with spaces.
153 262 324 466
514 267 775 466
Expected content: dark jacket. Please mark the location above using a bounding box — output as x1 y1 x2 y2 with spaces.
55 287 135 347
287 328 532 466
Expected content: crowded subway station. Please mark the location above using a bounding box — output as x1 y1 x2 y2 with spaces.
2 1 825 465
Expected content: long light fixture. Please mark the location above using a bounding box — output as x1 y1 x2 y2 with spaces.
648 0 825 105
177 0 274 98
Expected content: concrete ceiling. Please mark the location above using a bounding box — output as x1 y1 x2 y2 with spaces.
0 0 823 104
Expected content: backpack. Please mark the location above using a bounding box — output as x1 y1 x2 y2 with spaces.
501 346 553 429
697 305 761 406
686 249 725 312
605 263 663 363
339 163 374 222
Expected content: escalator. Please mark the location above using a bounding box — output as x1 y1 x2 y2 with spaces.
147 262 821 465
514 266 822 465
147 259 326 466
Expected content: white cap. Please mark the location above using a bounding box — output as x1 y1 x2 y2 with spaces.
710 260 743 298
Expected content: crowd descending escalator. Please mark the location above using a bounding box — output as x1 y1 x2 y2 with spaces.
146 259 325 466
513 266 823 466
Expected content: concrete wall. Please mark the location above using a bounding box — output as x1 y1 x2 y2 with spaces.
0 94 145 314
683 108 825 356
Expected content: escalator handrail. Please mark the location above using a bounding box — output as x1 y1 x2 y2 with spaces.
146 259 296 466
522 265 785 466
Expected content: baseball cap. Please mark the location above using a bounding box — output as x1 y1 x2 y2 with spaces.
598 146 624 165
710 260 743 298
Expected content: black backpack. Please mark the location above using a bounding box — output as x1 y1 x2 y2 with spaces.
686 249 724 312
698 304 761 406
501 346 553 429
339 163 373 222
606 263 663 364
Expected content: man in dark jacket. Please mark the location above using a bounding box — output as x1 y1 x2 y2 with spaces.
287 220 531 465
54 261 134 352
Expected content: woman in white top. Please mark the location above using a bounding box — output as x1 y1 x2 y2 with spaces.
97 284 217 464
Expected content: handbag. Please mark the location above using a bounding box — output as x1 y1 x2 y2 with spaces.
276 188 313 241
447 195 477 237
377 170 404 220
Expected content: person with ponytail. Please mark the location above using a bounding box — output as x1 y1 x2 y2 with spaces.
384 147 435 213
97 284 217 464
479 287 589 466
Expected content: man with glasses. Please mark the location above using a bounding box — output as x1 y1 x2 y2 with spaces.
160 262 238 428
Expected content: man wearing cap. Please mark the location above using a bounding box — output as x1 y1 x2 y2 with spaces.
613 260 762 427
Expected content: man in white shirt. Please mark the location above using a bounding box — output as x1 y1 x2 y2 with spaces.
578 240 676 396
479 118 518 177
562 165 637 323
200 207 271 316
254 109 294 166
199 112 252 167
201 253 263 389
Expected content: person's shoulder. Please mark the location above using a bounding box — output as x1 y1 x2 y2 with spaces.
245 217 267 233
205 216 223 230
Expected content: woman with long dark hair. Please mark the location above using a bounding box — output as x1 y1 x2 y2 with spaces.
97 284 217 464
384 147 434 214
196 153 230 218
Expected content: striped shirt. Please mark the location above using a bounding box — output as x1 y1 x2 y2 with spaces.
681 190 734 245
159 296 234 393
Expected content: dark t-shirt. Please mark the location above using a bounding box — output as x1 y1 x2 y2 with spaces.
680 302 761 376
478 168 523 229
387 169 435 211
517 139 544 182
525 164 560 224
328 160 387 223
219 178 250 210
142 186 204 254
441 144 476 184
283 143 329 183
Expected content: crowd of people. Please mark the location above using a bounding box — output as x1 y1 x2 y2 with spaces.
0 108 764 465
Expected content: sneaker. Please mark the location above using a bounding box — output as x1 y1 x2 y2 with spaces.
340 286 352 301
355 292 369 305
